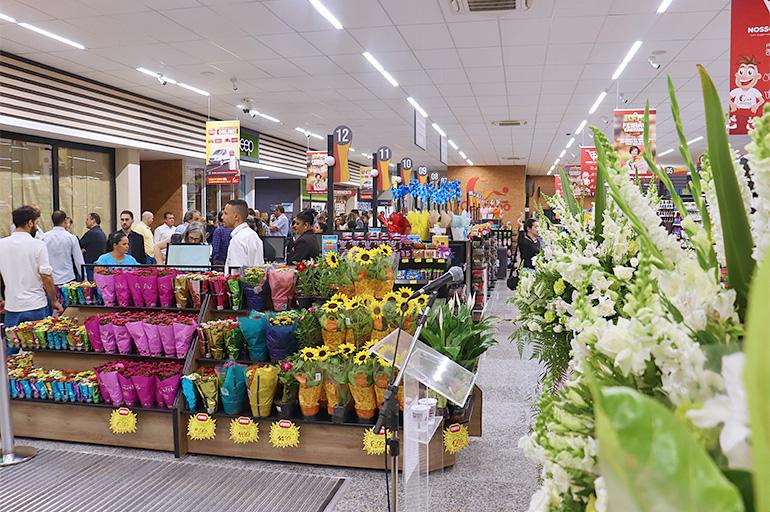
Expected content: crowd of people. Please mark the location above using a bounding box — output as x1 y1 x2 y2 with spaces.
0 202 326 337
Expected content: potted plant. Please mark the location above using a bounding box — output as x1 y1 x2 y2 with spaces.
295 308 322 348
323 343 356 422
293 347 324 418
348 348 378 424
346 296 374 347
295 261 319 308
275 358 299 419
319 296 348 349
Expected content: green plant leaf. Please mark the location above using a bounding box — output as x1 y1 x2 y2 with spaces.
743 250 770 512
593 386 744 512
723 470 755 512
594 151 606 243
558 166 580 217
698 65 755 318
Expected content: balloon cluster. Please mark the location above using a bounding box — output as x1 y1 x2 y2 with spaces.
393 178 463 205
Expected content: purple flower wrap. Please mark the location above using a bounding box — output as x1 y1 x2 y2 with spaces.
157 324 176 358
114 272 132 308
125 272 145 308
97 371 123 406
99 323 117 353
113 324 133 354
157 274 176 308
94 272 116 306
172 322 197 359
84 316 104 352
117 373 138 407
143 323 163 357
126 321 150 356
139 274 159 308
130 375 157 409
156 375 181 408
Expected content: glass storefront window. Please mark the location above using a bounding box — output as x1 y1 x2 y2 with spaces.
0 139 53 237
57 147 112 238
184 160 241 218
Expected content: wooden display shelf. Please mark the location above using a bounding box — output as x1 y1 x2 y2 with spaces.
63 304 201 314
11 399 178 452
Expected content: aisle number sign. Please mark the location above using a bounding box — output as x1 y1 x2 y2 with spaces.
206 120 241 185
400 157 413 183
333 125 352 183
376 146 392 190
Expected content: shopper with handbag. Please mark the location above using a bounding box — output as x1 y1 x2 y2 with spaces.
508 213 542 290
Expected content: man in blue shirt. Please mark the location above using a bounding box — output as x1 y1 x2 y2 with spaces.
45 210 85 285
269 206 290 238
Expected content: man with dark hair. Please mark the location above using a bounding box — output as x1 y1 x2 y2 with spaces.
0 206 63 354
106 210 146 264
45 210 85 285
223 199 263 271
269 205 290 238
79 212 106 280
154 211 176 245
175 209 202 235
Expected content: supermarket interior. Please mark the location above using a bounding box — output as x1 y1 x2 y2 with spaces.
0 0 768 511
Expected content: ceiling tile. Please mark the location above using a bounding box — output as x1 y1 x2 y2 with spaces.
159 7 245 37
399 24 454 51
437 83 474 97
289 55 346 75
546 44 592 65
207 2 294 35
414 49 462 69
348 26 409 52
549 16 604 44
427 68 469 84
471 82 507 96
210 61 271 81
252 58 307 78
500 18 551 46
502 45 547 66
467 66 505 83
596 14 656 42
448 21 500 48
300 30 363 55
457 47 503 68
555 0 613 16
258 33 322 58
648 11 718 41
375 51 422 71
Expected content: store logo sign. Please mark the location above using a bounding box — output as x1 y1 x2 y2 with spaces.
240 138 254 154
239 128 259 162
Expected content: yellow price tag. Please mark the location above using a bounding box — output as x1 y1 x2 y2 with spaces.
426 258 434 263
409 280 417 284
414 258 422 263
438 259 446 263
401 258 408 263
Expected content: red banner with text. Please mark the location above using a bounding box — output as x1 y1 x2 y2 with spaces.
728 0 769 135
580 146 598 196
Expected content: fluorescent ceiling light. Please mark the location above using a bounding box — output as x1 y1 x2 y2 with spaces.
254 176 271 179
549 165 555 172
362 52 398 87
19 22 85 49
575 119 588 135
295 127 323 140
589 91 607 114
466 159 474 165
566 137 575 149
137 67 159 77
308 0 343 30
687 136 703 144
448 139 458 150
431 123 446 137
458 151 467 159
257 112 280 123
177 82 210 96
658 148 674 156
406 97 428 118
559 149 566 158
137 67 176 84
612 40 643 80
554 158 561 165
656 0 674 13
0 13 17 23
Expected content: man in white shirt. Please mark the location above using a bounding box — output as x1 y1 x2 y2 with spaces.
154 211 176 245
269 205 290 238
223 199 264 273
44 210 86 285
10 203 45 239
0 206 63 354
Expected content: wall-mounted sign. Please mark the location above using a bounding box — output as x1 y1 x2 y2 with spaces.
439 135 448 165
414 110 427 150
579 146 597 197
205 120 241 185
307 151 328 194
240 128 259 163
728 0 768 135
333 125 352 183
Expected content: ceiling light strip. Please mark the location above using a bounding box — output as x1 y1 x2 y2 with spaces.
431 123 446 137
448 139 458 150
656 0 674 13
362 52 399 87
308 0 343 30
0 12 17 23
406 97 428 118
575 119 588 135
686 136 703 144
612 40 643 80
589 91 607 115
18 22 85 49
566 137 576 149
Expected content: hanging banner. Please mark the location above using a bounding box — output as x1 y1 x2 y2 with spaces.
307 151 328 194
333 125 352 183
400 157 413 183
376 146 392 190
554 166 585 197
613 108 655 180
359 166 373 199
580 146 598 197
206 120 241 185
414 110 427 150
728 0 769 135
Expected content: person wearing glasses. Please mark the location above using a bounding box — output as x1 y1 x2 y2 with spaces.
153 222 207 265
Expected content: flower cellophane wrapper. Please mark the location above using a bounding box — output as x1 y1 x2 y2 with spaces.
131 374 157 408
113 272 132 307
99 323 117 353
156 374 180 409
210 278 230 309
117 373 138 407
181 375 199 411
157 324 176 357
125 271 145 308
94 272 116 306
173 321 197 359
239 313 269 361
246 365 279 417
241 279 269 311
188 278 203 308
96 370 123 406
113 324 133 354
143 322 163 357
195 378 219 414
227 278 242 310
126 321 150 356
174 275 190 309
138 273 159 307
207 327 225 360
218 361 248 415
223 328 243 360
157 273 176 308
266 323 297 363
348 368 376 419
267 268 296 311
296 372 323 416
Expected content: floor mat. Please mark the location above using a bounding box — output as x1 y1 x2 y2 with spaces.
0 448 345 512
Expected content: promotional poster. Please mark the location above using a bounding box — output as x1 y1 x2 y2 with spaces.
580 146 598 197
359 166 373 199
613 108 656 180
554 165 586 198
728 0 769 134
306 151 328 194
205 120 240 185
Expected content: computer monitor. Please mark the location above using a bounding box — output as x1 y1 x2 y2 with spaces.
166 244 211 268
263 236 286 262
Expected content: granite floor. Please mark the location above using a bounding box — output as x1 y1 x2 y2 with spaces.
12 285 541 512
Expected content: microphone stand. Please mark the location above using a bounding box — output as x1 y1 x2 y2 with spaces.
374 290 439 512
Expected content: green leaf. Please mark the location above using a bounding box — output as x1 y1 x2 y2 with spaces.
697 65 755 318
593 386 745 512
558 166 580 217
723 470 755 512
594 152 606 243
743 251 770 512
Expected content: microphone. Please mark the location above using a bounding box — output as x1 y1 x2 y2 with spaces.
409 266 464 299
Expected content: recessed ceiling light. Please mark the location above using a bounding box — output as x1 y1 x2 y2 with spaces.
178 82 210 96
687 136 703 144
459 151 467 159
566 137 576 149
559 149 566 158
18 22 85 49
258 112 280 123
612 41 643 80
466 159 474 165
589 91 607 114
658 148 674 156
406 97 428 118
362 52 398 87
431 123 446 137
575 120 588 135
554 158 561 165
448 140 458 150
491 119 527 127
308 0 343 30
0 13 17 23
656 0 673 13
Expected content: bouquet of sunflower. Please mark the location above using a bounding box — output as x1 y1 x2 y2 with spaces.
382 289 428 334
320 251 355 297
373 356 404 411
295 308 322 348
293 347 326 417
321 343 355 415
265 312 298 363
348 347 378 421
369 300 392 342
346 296 373 347
319 294 349 349
351 245 395 298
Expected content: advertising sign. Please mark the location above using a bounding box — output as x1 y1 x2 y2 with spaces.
240 128 259 163
376 146 392 190
728 0 769 135
579 146 598 196
321 235 338 254
306 151 328 194
613 108 656 180
414 110 427 150
554 166 585 198
359 166 373 199
205 120 240 185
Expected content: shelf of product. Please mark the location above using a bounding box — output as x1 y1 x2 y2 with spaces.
468 224 497 317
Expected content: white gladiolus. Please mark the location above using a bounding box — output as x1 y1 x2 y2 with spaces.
747 117 770 262
595 318 654 377
594 477 608 512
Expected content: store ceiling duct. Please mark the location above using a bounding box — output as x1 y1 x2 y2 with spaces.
450 0 529 13
491 120 527 127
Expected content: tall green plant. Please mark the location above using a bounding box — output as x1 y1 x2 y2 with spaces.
698 65 755 318
558 166 581 217
420 301 496 371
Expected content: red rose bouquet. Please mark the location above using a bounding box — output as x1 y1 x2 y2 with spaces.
125 313 150 356
98 315 117 354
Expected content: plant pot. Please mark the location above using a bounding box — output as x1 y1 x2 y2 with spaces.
448 404 467 423
297 297 314 309
356 408 377 424
275 400 298 419
332 404 355 424
301 404 320 418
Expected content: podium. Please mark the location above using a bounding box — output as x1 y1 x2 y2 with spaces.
371 328 477 511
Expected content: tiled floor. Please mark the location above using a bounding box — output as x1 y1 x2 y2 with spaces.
12 285 541 511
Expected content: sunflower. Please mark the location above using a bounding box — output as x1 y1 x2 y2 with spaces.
323 301 342 314
382 292 400 304
355 250 374 266
314 346 331 361
300 347 317 361
377 357 392 368
369 301 383 320
353 350 371 365
363 339 377 351
348 246 362 257
337 343 356 357
330 292 349 305
346 296 365 310
377 244 393 256
357 294 376 307
398 300 416 317
411 294 429 309
395 287 413 302
325 252 339 269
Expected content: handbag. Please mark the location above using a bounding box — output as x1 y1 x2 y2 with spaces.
507 246 522 291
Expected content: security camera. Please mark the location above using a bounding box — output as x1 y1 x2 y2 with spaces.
648 56 661 70
157 76 167 85
230 76 239 92
249 110 257 118
242 107 250 115
619 92 630 105
599 115 609 125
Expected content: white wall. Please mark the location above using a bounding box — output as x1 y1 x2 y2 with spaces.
115 148 141 216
